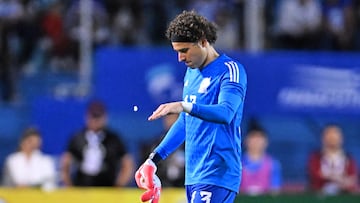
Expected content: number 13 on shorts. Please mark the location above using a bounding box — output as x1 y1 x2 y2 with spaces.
186 184 236 203
191 191 212 203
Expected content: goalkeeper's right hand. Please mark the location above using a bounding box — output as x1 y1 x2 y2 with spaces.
135 159 162 203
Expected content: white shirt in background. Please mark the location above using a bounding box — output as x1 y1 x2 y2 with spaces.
4 150 57 190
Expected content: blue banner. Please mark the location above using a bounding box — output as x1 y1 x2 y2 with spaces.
237 51 360 115
94 48 360 116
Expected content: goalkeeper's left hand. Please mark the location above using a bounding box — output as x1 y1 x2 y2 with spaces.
135 159 162 203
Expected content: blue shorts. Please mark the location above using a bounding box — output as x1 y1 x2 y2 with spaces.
185 184 237 203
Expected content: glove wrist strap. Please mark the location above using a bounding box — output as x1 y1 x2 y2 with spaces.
148 152 162 165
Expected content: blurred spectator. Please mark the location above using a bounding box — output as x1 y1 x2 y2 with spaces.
2 127 57 190
264 0 278 48
110 1 146 45
140 114 185 187
40 1 72 72
273 0 322 50
141 0 169 44
214 7 240 50
320 0 356 50
60 100 134 187
188 0 220 21
17 0 44 70
307 124 358 194
186 1 242 50
63 0 110 67
232 0 245 48
240 128 282 195
354 0 360 50
0 0 25 102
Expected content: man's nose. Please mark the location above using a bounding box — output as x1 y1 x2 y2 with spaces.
178 53 186 62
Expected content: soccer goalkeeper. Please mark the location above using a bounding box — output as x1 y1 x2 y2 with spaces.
135 10 247 203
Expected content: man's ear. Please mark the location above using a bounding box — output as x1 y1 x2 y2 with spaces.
200 38 207 47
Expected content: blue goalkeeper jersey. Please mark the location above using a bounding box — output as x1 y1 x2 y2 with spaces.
154 54 247 192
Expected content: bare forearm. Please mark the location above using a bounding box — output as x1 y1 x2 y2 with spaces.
60 153 73 186
116 154 135 187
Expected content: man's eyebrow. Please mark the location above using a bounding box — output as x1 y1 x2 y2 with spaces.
176 48 189 53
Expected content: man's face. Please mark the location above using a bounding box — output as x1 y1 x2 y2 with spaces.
171 41 207 69
21 134 41 153
86 114 107 131
322 126 343 150
246 132 268 155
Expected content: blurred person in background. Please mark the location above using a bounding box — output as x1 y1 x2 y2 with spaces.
307 124 358 194
60 100 134 187
39 0 72 72
187 0 220 21
0 0 24 102
16 0 45 73
110 0 146 46
63 0 110 70
240 128 282 195
141 0 171 45
320 0 356 50
2 127 57 190
140 114 185 187
273 0 322 50
213 7 240 50
354 0 360 50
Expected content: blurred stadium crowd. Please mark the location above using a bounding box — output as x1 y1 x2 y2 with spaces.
1 0 360 102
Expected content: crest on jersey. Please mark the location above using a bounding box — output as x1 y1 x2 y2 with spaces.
198 77 211 93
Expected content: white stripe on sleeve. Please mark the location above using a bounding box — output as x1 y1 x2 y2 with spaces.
225 61 239 83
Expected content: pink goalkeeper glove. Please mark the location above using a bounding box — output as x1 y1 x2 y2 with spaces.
135 159 162 203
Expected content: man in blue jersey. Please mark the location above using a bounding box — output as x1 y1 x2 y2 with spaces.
135 10 247 203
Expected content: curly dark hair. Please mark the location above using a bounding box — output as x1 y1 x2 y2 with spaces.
165 10 218 44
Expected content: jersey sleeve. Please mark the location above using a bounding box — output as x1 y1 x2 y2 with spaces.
189 63 247 124
154 112 186 160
